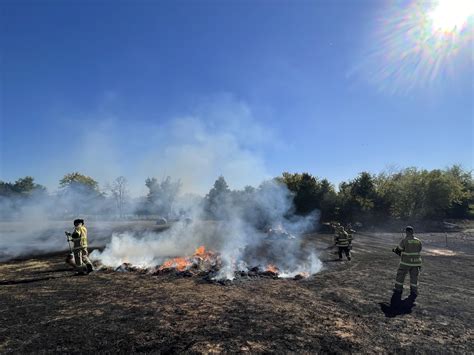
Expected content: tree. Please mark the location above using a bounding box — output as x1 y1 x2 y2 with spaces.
143 176 181 217
58 172 102 216
277 172 337 219
337 172 378 222
319 178 338 221
107 176 129 218
372 166 473 220
59 172 99 191
0 176 46 197
205 176 231 219
0 177 47 219
278 172 318 215
444 165 474 218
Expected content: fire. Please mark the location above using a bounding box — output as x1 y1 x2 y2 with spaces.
266 264 279 274
193 245 217 260
157 246 218 272
158 257 191 272
194 246 206 257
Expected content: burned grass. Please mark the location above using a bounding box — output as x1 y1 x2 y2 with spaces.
0 230 473 353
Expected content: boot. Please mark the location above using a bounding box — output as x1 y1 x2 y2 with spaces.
86 263 94 273
390 290 402 307
408 290 417 301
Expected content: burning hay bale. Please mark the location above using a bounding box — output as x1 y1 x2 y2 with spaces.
149 246 222 277
96 244 315 283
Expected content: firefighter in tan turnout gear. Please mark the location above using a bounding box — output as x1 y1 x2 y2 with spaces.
334 224 352 261
66 219 93 274
392 226 422 299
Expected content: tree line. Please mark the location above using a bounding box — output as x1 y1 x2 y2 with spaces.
0 165 472 222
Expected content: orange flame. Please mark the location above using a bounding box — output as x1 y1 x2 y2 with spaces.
158 246 215 272
194 246 206 257
158 257 191 271
266 264 279 274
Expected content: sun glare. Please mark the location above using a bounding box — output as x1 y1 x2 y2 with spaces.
354 0 474 93
428 0 474 32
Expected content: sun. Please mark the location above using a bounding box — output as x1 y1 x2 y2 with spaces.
428 0 474 32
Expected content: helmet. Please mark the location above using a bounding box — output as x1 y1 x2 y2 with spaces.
74 219 84 226
405 226 414 233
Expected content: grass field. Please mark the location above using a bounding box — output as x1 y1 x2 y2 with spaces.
0 222 473 353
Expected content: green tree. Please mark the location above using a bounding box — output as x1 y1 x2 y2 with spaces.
444 165 474 218
59 172 99 191
0 177 47 219
205 176 231 219
0 176 46 197
143 176 181 217
373 166 473 220
58 172 102 216
278 172 337 219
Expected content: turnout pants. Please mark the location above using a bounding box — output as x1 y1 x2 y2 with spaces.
338 246 351 260
394 265 420 294
74 248 93 272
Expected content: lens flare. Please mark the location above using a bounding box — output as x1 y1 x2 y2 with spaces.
428 0 474 32
352 0 473 94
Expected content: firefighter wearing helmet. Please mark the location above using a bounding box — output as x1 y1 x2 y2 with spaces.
334 224 352 261
66 219 93 274
392 226 422 301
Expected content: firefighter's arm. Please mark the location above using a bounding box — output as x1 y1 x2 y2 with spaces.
392 239 404 256
68 230 81 242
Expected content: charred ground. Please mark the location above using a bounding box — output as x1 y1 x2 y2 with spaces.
1 225 473 353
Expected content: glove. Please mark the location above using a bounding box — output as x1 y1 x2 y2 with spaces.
392 248 401 256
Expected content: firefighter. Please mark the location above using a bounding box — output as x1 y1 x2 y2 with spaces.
66 219 93 274
346 223 356 235
392 226 422 300
346 224 355 249
334 225 351 261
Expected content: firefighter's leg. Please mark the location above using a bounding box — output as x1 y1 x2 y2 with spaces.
74 249 83 267
81 248 93 273
409 267 420 296
73 249 86 273
344 247 351 261
394 265 408 293
338 247 343 260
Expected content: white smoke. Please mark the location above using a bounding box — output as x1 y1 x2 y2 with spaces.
1 95 323 277
91 179 323 279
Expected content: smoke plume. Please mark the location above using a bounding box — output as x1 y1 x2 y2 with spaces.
1 95 322 277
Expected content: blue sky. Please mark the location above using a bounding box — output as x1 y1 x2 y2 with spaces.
1 0 473 195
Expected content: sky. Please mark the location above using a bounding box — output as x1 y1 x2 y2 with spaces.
1 0 473 196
